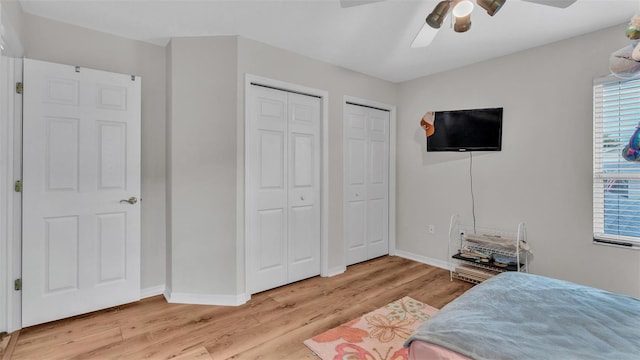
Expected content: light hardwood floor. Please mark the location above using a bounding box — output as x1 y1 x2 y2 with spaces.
4 256 473 359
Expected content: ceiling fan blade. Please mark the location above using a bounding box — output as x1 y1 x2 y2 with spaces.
340 0 386 8
520 0 577 8
411 22 440 48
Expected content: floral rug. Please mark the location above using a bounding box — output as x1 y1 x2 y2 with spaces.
304 296 438 360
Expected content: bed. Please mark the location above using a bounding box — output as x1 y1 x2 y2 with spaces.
404 272 640 360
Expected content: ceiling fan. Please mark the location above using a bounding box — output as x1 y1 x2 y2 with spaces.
340 0 578 47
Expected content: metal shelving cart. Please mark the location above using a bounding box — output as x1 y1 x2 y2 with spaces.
448 215 532 284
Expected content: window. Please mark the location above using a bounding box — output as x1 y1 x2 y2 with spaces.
593 76 640 248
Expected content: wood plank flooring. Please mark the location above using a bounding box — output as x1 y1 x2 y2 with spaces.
6 256 473 359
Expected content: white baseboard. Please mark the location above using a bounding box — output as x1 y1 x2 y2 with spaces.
140 285 166 299
164 290 250 306
323 266 346 277
394 250 452 271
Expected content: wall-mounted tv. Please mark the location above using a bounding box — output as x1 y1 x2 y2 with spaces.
427 107 503 152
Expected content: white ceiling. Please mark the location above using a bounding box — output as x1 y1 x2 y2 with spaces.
17 0 640 82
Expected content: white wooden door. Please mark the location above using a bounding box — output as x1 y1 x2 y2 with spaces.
344 104 389 266
22 58 141 327
287 93 321 283
246 85 320 294
247 86 288 293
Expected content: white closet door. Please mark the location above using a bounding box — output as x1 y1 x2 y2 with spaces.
344 104 389 265
247 85 321 294
287 93 321 283
344 105 368 265
22 58 141 327
247 86 289 293
365 108 389 259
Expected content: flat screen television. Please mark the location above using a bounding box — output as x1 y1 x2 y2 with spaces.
426 107 503 152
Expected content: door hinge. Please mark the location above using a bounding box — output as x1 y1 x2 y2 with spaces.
14 278 21 291
14 180 22 192
16 82 22 94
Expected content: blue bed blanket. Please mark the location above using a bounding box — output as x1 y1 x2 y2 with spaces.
405 272 640 360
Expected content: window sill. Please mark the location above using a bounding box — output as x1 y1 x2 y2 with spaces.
593 238 640 251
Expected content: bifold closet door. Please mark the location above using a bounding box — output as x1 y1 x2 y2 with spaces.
246 85 320 294
344 104 389 266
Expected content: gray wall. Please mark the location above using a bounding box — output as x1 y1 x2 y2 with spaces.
166 36 238 295
2 0 24 55
21 12 167 291
396 23 640 298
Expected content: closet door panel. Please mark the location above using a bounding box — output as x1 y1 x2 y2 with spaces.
287 93 321 283
257 209 286 270
247 87 288 293
289 204 315 281
366 108 389 259
344 104 389 265
367 198 387 258
346 201 366 264
345 105 368 265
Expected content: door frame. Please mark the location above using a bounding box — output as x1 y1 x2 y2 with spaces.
1 2 26 333
0 56 23 333
243 74 329 297
342 96 397 265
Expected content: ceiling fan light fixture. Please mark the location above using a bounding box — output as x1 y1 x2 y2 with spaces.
452 0 474 18
477 0 506 16
454 14 472 32
426 0 451 29
452 0 473 33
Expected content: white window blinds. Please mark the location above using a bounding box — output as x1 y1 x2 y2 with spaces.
593 76 640 248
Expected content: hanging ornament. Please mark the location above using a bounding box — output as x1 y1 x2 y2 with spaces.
622 122 640 162
420 111 436 137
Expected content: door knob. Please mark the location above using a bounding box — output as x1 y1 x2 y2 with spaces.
120 197 138 205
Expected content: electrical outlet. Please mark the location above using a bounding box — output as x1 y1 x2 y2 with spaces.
428 225 435 234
